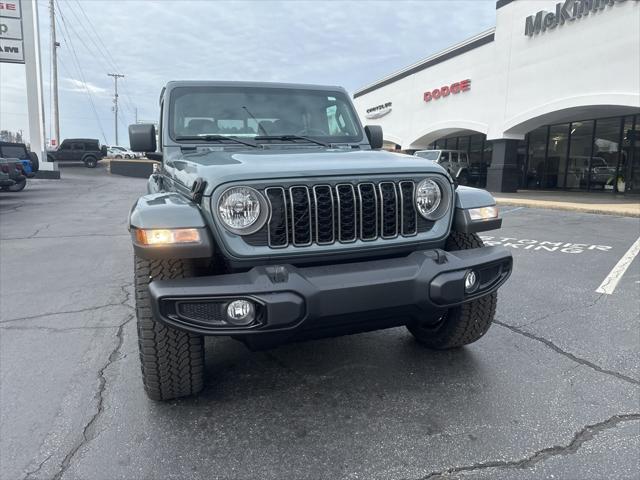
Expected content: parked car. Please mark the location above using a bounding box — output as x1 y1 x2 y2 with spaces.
0 141 39 178
107 145 139 159
0 168 15 188
0 158 27 191
414 149 484 186
47 138 107 168
126 80 513 401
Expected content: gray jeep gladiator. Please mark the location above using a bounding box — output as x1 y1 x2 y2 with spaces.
128 81 512 401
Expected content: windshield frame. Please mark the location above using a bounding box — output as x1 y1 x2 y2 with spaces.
167 85 364 146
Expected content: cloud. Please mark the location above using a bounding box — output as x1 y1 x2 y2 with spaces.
0 0 496 145
62 78 108 95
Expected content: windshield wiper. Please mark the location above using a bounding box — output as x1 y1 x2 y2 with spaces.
175 135 258 148
254 135 329 147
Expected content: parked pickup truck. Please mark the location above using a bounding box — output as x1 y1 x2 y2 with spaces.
0 141 39 190
127 81 512 401
0 158 27 192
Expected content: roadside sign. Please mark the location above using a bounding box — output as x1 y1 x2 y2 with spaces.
0 0 23 64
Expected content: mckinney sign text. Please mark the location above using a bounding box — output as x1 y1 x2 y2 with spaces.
524 0 636 37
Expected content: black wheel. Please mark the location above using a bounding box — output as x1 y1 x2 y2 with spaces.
28 152 40 172
134 256 205 401
5 178 27 192
406 232 497 349
457 171 470 186
115 154 123 159
84 156 98 168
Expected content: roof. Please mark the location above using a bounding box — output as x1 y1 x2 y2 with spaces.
164 80 347 92
353 28 496 99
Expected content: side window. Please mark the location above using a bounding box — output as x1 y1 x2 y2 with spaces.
450 152 459 162
73 143 85 151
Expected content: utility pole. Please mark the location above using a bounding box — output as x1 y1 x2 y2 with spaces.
107 73 125 145
49 0 60 146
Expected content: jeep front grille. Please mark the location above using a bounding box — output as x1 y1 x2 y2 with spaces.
259 181 423 248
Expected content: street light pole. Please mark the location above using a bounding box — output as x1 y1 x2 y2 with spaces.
107 73 124 145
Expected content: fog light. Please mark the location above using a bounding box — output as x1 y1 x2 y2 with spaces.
465 270 478 293
226 299 255 326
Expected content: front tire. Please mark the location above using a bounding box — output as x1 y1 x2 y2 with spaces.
134 256 205 401
406 232 497 349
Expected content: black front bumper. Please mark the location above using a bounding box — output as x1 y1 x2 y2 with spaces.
149 246 512 343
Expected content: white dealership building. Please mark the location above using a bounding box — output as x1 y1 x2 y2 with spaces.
353 0 640 193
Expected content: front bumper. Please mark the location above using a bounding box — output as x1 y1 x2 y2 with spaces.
149 246 512 339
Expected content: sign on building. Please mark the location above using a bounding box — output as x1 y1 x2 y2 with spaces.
0 0 24 63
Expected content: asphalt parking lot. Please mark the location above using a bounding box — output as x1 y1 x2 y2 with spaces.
1 167 639 480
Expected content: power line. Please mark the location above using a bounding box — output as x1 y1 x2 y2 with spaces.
54 0 108 144
71 0 138 118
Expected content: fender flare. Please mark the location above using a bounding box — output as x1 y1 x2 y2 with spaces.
129 192 213 259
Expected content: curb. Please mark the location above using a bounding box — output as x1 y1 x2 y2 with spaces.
495 198 640 218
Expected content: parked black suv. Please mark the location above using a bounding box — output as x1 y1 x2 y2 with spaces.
47 138 107 168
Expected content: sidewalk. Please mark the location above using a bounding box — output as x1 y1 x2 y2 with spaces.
492 190 640 218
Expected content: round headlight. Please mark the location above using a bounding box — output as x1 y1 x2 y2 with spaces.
217 186 268 234
415 178 442 218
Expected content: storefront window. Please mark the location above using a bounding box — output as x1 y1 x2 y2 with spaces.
469 134 483 166
546 124 570 188
621 116 639 193
526 127 547 188
565 120 594 189
458 136 470 154
592 117 622 191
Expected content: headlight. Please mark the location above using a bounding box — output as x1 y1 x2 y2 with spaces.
415 178 442 218
217 186 268 234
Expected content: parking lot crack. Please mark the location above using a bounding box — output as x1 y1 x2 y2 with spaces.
516 293 604 330
419 414 640 479
49 312 134 480
1 284 133 325
495 320 639 385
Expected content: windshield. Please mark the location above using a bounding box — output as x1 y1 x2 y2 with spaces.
415 151 440 161
0 145 28 158
169 86 362 144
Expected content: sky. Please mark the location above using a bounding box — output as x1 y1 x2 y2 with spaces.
0 0 496 147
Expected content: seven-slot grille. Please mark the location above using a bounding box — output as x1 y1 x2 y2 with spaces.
262 181 421 248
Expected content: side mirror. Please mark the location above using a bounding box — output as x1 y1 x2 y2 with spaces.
364 125 383 150
129 124 156 152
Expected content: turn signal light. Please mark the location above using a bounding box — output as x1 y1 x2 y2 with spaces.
468 206 498 221
135 228 201 245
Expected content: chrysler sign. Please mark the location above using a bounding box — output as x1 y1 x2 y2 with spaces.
365 102 392 119
525 0 636 37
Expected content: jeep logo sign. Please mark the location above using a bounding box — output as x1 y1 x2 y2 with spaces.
524 0 636 37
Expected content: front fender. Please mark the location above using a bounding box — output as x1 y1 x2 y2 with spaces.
453 186 502 234
128 192 213 259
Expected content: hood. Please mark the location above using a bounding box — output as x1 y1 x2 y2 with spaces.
163 146 448 195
